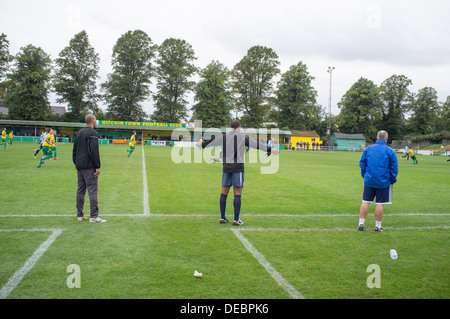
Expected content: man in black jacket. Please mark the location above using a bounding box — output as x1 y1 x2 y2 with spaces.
73 114 106 223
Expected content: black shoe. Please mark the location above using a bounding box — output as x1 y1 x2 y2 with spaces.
233 219 245 226
375 227 385 232
219 219 228 224
357 224 364 231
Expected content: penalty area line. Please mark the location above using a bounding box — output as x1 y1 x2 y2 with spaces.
231 228 305 299
0 228 64 299
0 213 149 217
237 225 450 232
1 213 449 218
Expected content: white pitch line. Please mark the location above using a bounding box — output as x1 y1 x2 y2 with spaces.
228 213 450 219
231 228 305 299
1 213 450 218
238 226 450 232
0 228 64 299
0 228 64 232
1 213 449 218
0 213 155 218
142 143 150 215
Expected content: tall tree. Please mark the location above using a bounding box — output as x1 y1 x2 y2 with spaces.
0 33 9 80
276 61 320 131
0 33 10 106
337 77 381 141
6 44 52 120
102 30 156 121
151 38 197 123
191 61 233 128
53 31 100 122
231 45 280 128
409 87 439 135
378 74 413 141
437 96 450 132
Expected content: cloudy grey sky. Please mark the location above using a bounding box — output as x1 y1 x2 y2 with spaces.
1 0 449 118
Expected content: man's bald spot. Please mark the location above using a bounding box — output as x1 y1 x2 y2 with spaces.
85 114 96 125
377 130 388 140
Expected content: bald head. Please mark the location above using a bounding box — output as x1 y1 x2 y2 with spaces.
377 130 388 141
85 114 97 128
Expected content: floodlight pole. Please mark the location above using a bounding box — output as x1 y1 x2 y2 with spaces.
327 66 335 141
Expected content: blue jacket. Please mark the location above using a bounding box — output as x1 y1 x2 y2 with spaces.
359 140 398 188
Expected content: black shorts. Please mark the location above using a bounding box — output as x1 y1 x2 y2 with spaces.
362 185 393 204
222 172 244 187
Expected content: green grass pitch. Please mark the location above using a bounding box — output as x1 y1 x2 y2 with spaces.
0 142 449 299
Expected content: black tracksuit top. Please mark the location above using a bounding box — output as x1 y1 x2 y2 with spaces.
72 127 101 170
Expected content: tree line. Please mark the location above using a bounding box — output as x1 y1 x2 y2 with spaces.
0 30 448 142
337 76 449 142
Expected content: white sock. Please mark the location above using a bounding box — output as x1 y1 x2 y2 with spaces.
375 221 382 228
359 218 365 226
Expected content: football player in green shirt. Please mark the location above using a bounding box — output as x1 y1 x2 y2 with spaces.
1 128 6 149
127 131 136 157
37 130 54 168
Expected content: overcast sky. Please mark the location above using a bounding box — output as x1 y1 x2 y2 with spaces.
1 0 449 119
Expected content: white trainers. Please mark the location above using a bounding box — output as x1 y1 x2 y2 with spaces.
90 217 107 223
77 216 87 221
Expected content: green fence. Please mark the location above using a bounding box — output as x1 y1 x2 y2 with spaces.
11 136 39 143
12 136 71 143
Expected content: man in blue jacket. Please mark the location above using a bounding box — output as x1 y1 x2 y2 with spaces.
358 130 398 231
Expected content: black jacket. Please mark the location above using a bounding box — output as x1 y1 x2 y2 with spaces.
201 131 270 173
72 127 101 170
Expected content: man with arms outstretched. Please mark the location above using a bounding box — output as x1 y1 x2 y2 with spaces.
198 120 279 226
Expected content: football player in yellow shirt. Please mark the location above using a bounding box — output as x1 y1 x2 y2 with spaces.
8 131 13 147
51 129 59 160
127 131 136 157
1 128 6 149
37 130 54 168
408 148 418 165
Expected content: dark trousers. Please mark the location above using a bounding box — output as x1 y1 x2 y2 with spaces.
76 169 99 219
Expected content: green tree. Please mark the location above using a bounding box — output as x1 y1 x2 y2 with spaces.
53 31 100 122
102 30 156 121
276 61 320 131
231 45 280 128
191 61 233 128
0 33 11 108
409 87 440 135
151 38 197 123
6 44 52 120
378 74 413 141
337 77 381 141
437 96 450 132
0 33 9 80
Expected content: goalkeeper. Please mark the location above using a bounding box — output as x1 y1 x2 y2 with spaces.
197 120 279 226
